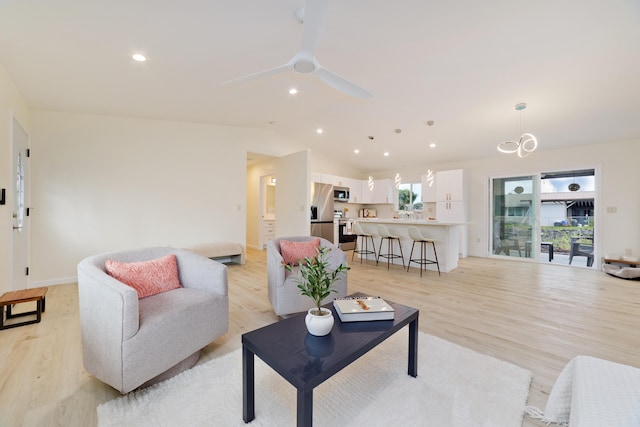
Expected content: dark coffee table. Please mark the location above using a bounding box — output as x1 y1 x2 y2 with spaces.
242 293 419 426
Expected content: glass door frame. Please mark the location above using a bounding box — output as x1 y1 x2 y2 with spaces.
489 173 540 261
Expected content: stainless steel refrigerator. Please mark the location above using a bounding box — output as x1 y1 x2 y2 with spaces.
310 182 334 243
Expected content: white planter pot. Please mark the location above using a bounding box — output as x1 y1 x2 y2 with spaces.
305 307 334 336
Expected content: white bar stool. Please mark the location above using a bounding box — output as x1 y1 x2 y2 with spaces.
351 222 377 264
407 226 441 276
376 224 405 269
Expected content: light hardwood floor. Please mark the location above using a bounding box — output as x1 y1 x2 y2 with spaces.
2 247 639 426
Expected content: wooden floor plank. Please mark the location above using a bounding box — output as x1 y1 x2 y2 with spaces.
1 247 638 426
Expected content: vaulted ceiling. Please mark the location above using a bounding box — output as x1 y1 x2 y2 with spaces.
1 0 639 172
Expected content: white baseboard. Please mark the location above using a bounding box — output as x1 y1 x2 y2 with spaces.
30 276 77 288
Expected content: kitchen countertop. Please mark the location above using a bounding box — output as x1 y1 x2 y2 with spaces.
351 218 465 272
354 218 466 226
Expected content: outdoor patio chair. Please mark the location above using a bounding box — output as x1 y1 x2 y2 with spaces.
569 237 594 267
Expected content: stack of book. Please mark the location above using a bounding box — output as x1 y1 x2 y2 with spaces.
333 296 395 322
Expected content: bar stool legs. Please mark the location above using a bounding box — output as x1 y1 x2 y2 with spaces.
351 222 377 264
407 226 441 277
376 225 405 270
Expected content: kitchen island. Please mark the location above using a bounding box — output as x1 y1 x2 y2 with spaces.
353 218 465 273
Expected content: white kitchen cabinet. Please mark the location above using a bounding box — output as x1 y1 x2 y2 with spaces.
361 180 374 204
434 169 466 222
436 201 465 222
373 178 394 204
421 170 437 202
358 178 394 204
310 172 321 183
310 173 333 184
346 178 362 203
332 176 346 187
262 219 275 249
436 169 464 202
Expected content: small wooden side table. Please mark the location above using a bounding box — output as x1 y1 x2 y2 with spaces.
0 287 48 330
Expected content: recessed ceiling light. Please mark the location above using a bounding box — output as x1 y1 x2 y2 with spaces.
383 152 390 157
289 88 298 95
132 53 146 62
316 128 323 134
354 149 360 154
429 143 437 148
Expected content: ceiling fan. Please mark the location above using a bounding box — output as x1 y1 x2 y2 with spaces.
221 0 372 99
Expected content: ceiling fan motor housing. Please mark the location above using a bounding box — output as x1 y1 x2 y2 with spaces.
294 60 315 73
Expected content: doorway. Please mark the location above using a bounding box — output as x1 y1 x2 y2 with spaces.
11 116 30 290
490 169 597 267
540 169 595 267
246 150 310 250
259 174 276 249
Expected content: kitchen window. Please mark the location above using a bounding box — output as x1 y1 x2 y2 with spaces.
398 182 423 211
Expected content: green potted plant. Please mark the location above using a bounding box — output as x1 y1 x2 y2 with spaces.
286 245 349 336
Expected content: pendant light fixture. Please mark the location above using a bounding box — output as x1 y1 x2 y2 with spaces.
497 103 538 158
568 170 580 191
394 128 402 188
426 120 436 148
425 169 435 188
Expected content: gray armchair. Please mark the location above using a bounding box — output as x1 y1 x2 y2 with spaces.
267 236 348 317
77 247 228 393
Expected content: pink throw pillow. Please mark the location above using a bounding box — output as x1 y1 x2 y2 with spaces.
280 239 321 265
105 254 182 299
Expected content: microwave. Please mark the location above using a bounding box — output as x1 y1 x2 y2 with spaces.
333 187 350 201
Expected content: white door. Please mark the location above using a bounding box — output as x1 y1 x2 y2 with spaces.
275 150 310 237
490 175 538 260
11 116 30 290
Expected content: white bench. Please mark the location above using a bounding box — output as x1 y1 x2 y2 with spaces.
185 242 245 265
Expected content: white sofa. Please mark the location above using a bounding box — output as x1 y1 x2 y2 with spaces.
77 247 229 393
267 236 348 317
527 355 640 426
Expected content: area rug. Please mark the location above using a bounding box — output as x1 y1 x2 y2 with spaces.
98 330 532 426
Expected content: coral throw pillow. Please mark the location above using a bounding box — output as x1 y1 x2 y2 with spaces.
105 254 182 298
280 239 321 265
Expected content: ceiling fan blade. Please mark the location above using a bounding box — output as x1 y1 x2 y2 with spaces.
315 66 373 99
221 0 371 100
220 63 291 86
299 0 328 55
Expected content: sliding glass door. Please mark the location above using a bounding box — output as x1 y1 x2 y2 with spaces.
490 175 538 259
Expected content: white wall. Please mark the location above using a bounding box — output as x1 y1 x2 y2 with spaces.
29 110 307 285
0 63 30 294
374 140 640 260
275 150 311 237
310 149 367 179
6 98 638 288
246 150 368 249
